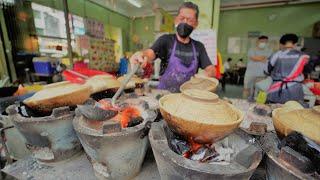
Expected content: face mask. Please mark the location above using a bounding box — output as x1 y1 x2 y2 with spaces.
176 23 194 38
258 42 267 49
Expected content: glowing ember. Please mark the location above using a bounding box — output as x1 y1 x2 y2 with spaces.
97 99 141 128
118 107 140 128
183 138 209 158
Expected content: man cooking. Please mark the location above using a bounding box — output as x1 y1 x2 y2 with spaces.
130 2 216 92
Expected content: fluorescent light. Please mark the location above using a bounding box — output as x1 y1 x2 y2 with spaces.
127 0 142 8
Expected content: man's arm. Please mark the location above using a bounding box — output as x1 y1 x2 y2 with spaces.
248 49 267 62
142 49 156 64
130 35 167 67
198 43 216 77
250 55 267 62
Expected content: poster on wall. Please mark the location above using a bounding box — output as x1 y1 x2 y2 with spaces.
227 37 241 54
84 18 105 39
190 29 217 65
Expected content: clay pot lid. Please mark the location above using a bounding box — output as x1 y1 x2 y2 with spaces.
160 89 241 124
85 75 121 93
180 75 219 93
273 102 320 143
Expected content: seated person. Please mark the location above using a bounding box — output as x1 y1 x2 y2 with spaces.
236 58 246 68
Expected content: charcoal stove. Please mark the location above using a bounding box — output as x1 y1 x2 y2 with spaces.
0 114 31 160
73 97 157 180
6 105 82 163
0 94 34 160
149 121 263 180
260 132 319 180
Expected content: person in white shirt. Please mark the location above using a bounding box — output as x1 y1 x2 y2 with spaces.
236 58 246 68
224 58 232 71
221 58 232 92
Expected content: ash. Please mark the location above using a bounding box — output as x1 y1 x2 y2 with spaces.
166 127 239 163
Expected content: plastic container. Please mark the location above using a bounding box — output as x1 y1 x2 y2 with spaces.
32 57 56 75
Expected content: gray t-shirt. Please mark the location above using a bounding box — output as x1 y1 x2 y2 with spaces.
246 48 272 76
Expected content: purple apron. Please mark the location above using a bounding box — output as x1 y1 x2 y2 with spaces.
158 40 198 92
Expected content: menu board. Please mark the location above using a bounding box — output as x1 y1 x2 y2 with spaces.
190 29 217 65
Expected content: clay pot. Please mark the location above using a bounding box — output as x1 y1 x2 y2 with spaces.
85 75 120 94
159 89 243 143
24 83 91 112
272 101 320 144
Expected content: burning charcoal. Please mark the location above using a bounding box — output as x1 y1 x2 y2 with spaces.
91 91 115 101
170 139 190 155
164 126 190 155
77 105 118 121
140 121 152 139
280 131 320 174
18 106 29 117
190 147 218 162
190 147 207 161
201 148 219 162
127 116 143 127
18 102 52 117
155 110 162 122
102 120 121 134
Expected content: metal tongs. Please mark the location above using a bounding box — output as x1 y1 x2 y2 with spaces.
111 64 140 107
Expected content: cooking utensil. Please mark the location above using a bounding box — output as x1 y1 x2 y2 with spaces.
111 64 140 107
159 89 243 144
77 104 118 121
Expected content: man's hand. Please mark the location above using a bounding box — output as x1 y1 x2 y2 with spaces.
130 51 148 68
204 65 216 77
130 49 156 69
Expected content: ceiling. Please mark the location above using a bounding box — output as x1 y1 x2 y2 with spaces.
90 0 184 18
91 0 320 17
